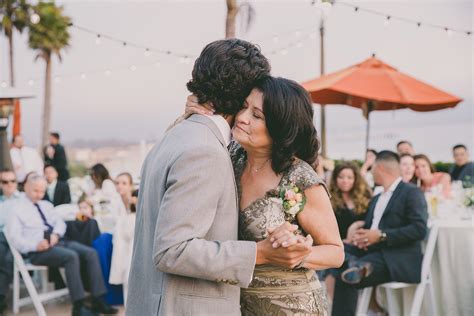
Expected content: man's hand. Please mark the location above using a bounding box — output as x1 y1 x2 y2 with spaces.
267 222 299 248
185 95 214 116
345 220 365 242
50 234 59 247
256 234 313 269
352 229 381 250
36 240 50 252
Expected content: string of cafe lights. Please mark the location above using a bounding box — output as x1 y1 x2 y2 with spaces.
7 24 321 88
335 1 472 36
2 1 470 88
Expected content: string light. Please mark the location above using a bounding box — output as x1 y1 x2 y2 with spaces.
95 34 101 45
105 70 111 76
130 65 137 71
384 16 391 27
28 79 34 86
337 1 472 36
80 73 86 79
0 81 7 88
30 13 40 24
54 76 61 84
154 61 161 67
70 24 196 60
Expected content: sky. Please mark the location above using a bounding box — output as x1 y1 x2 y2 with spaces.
1 0 472 161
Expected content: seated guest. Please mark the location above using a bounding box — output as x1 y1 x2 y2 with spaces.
324 162 371 302
0 170 22 314
65 195 101 247
414 154 451 198
360 149 377 189
331 151 428 316
329 161 372 241
449 144 474 186
90 164 126 218
396 140 415 156
114 172 134 211
400 154 416 184
109 189 138 304
5 174 117 316
43 164 71 206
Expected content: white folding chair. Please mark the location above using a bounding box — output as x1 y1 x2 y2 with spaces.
356 224 439 316
380 223 439 316
356 286 373 316
5 233 69 315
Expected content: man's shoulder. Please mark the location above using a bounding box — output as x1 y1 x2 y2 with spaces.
37 199 54 210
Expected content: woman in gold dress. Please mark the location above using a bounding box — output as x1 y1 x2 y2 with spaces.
188 76 344 315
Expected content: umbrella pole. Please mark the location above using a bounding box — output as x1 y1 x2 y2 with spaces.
366 112 370 152
319 17 327 158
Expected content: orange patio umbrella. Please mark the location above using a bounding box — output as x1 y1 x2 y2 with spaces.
302 56 462 152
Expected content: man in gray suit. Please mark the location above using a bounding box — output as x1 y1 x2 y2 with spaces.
126 39 312 315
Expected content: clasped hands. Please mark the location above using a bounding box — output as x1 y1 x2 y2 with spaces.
257 222 313 269
345 221 381 250
36 233 59 252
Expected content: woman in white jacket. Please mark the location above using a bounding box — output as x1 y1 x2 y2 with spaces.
109 173 137 303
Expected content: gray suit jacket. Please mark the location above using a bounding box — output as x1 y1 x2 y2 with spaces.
126 115 257 316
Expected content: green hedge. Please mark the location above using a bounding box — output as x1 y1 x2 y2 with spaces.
68 162 89 178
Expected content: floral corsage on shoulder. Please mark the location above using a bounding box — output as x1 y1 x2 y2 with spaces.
280 183 306 221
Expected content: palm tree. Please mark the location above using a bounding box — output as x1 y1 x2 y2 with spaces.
225 0 255 39
28 1 71 148
0 0 29 86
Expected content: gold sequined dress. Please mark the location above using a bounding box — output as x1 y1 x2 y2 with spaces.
230 142 329 316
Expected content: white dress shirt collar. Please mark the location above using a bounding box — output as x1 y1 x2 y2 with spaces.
386 177 402 193
370 177 402 229
206 115 232 148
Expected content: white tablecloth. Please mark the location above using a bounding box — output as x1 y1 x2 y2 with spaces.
377 218 474 316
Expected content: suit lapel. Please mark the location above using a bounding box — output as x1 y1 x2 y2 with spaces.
53 183 59 203
365 194 380 228
379 182 405 226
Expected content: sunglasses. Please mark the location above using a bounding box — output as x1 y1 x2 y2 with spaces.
1 179 17 184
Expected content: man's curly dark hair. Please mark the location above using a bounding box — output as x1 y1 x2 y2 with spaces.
187 39 271 116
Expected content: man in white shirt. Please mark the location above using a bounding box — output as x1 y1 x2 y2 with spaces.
9 134 44 184
0 169 23 314
6 174 117 316
332 151 428 316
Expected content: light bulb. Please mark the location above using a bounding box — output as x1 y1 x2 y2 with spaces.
30 13 40 25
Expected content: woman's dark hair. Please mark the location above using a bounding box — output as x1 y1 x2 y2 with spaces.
413 154 436 173
367 149 378 156
187 39 271 116
255 77 319 173
130 189 139 213
90 163 111 188
329 161 372 215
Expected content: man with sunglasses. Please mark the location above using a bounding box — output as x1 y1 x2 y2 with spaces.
0 169 22 315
